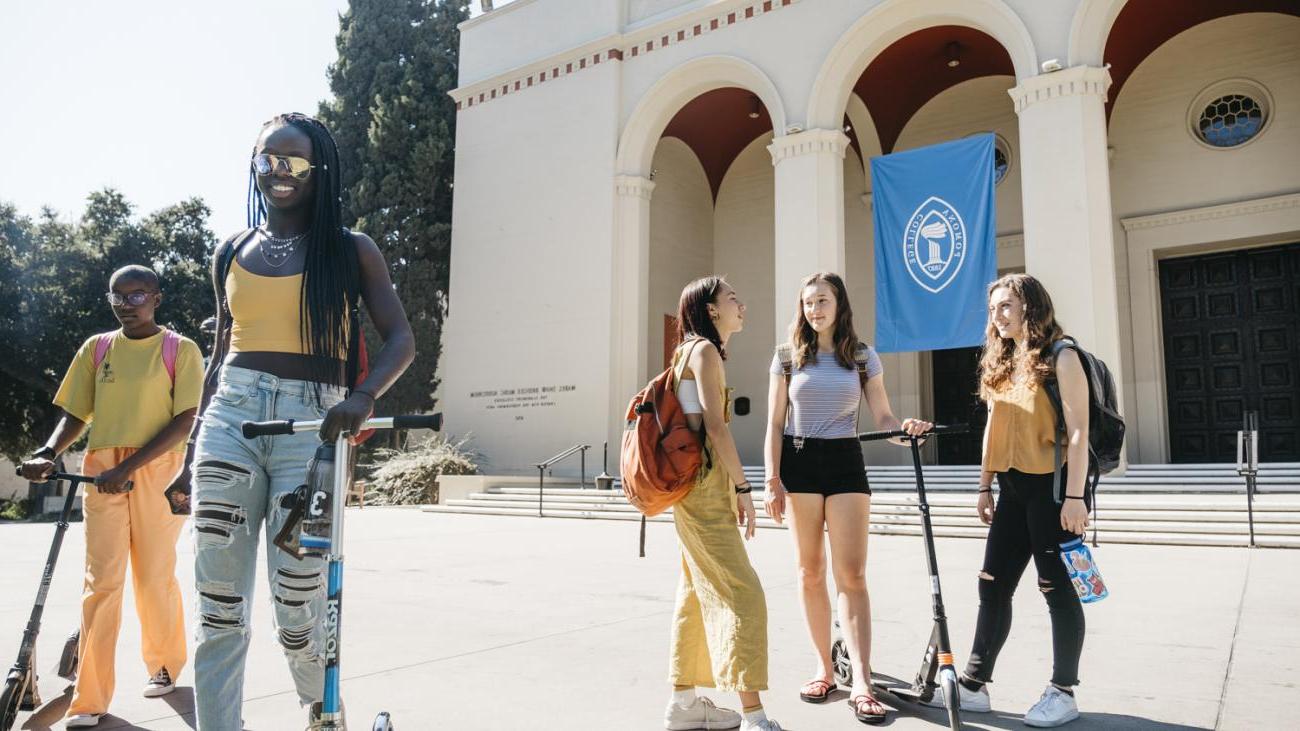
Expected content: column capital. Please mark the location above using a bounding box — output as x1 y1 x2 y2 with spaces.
613 174 655 200
1008 65 1111 114
767 128 850 165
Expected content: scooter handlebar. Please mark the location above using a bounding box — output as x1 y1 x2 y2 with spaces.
241 412 444 439
242 419 297 439
13 468 132 492
858 423 970 442
393 413 443 431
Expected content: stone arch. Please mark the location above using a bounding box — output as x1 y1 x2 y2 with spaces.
1068 0 1127 67
616 55 787 178
806 0 1038 130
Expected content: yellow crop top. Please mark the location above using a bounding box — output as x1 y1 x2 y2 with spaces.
981 378 1059 475
226 259 347 356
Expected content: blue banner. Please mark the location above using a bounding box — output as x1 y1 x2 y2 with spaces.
870 134 997 352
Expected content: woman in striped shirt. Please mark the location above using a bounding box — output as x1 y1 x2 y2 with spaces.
763 272 931 725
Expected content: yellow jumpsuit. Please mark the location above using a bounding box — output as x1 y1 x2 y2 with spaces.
667 343 769 692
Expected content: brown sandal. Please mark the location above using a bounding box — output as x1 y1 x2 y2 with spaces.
799 678 836 703
850 694 887 725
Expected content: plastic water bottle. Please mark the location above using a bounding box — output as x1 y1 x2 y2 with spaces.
1059 537 1108 603
299 443 336 557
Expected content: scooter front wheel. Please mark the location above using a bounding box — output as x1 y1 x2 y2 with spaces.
831 638 853 688
939 668 962 731
372 711 393 731
0 672 26 731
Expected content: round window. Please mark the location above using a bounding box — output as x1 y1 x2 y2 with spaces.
1188 80 1272 150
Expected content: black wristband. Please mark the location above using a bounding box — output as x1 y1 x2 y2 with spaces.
30 446 56 461
978 487 992 493
734 482 753 495
1064 495 1085 501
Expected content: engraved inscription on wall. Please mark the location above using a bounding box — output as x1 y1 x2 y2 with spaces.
469 385 578 421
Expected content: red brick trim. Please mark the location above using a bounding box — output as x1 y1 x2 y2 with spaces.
454 1 800 112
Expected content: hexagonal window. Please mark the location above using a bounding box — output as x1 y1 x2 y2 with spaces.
1191 83 1271 149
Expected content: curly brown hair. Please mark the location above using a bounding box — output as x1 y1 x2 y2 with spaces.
788 272 860 370
978 273 1065 400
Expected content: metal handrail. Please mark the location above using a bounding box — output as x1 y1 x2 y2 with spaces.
535 443 592 516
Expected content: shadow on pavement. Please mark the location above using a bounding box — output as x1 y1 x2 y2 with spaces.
21 685 71 731
160 686 197 729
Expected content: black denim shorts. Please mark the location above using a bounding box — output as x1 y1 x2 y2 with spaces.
779 435 871 496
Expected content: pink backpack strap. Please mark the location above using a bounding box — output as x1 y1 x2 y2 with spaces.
161 330 181 386
92 333 114 371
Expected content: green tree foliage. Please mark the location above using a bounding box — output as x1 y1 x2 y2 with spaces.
0 192 215 460
319 0 468 424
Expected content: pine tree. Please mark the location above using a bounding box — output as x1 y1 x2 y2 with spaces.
319 0 468 426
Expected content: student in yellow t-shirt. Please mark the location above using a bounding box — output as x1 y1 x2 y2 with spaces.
20 265 204 728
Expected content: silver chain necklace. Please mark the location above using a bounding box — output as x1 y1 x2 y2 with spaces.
257 227 307 268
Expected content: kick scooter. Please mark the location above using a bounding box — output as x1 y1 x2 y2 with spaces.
242 413 442 731
830 424 968 731
1 470 132 731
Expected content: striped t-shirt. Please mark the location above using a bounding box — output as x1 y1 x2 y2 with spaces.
770 347 884 439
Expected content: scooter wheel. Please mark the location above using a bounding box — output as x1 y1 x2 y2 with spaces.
831 638 853 688
372 711 393 731
939 668 962 731
0 673 26 731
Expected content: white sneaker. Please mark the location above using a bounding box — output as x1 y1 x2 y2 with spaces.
143 668 175 698
64 715 101 728
922 680 991 713
1023 685 1079 727
664 696 742 730
739 719 782 731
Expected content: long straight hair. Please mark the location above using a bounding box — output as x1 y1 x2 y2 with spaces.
978 273 1065 399
676 275 727 360
246 113 360 389
788 272 860 370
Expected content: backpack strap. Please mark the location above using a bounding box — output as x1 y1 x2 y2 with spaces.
671 337 706 392
776 343 794 385
853 342 872 390
215 228 257 320
92 333 115 372
161 329 181 388
1045 338 1074 505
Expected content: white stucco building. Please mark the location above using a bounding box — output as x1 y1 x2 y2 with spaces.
441 0 1300 474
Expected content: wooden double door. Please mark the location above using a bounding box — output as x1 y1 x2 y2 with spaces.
1159 242 1300 463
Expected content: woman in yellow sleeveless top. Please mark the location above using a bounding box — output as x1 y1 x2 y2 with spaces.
663 276 782 731
174 113 416 731
945 274 1092 728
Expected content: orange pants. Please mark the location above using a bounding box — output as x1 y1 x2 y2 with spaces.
70 448 187 716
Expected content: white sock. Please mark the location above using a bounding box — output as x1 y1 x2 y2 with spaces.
671 688 696 706
742 706 767 724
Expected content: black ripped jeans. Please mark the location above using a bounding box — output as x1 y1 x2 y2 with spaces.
964 468 1086 687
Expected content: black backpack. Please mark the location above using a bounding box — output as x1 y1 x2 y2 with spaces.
1044 337 1126 541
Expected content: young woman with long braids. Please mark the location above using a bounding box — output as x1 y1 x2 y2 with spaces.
663 276 782 731
762 272 930 725
943 273 1091 728
169 113 415 730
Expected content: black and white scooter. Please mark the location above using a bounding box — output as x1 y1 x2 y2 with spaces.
1 470 130 731
831 424 968 731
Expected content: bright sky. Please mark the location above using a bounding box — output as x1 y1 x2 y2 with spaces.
0 0 365 237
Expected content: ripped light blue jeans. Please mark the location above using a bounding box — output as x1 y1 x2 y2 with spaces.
191 366 343 731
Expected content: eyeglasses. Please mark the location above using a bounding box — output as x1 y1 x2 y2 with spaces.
106 292 155 307
252 153 316 180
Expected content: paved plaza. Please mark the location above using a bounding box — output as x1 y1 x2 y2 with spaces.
1 508 1295 730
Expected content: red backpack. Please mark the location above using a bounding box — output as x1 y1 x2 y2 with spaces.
93 329 182 390
620 339 707 516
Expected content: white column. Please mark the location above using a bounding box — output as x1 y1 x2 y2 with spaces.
1010 66 1125 401
609 175 655 440
768 128 849 342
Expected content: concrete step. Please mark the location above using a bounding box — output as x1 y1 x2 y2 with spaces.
420 504 1300 548
443 498 1299 536
484 486 1300 511
461 492 1300 521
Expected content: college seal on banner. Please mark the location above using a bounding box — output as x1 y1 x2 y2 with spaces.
902 195 967 294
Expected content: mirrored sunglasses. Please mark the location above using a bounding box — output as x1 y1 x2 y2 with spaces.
252 153 316 180
106 292 154 307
